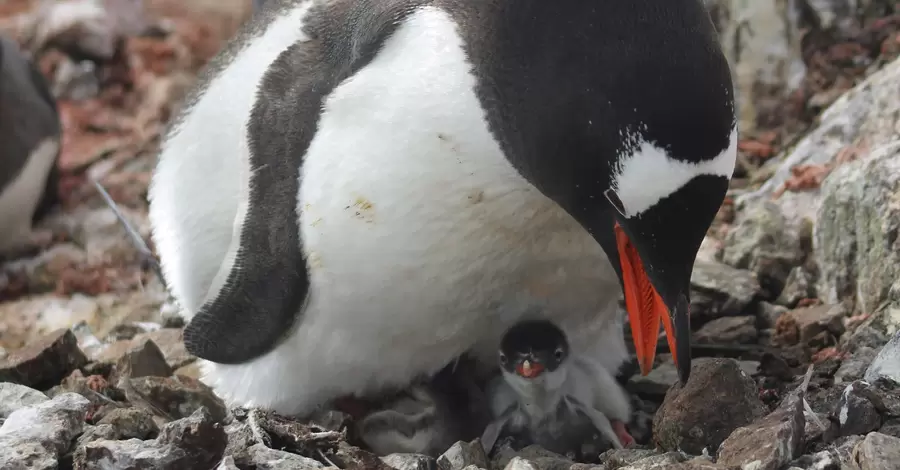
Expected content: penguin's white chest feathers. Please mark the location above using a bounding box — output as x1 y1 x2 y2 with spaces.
151 5 627 415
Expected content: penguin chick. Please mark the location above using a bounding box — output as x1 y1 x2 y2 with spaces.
356 355 491 457
0 34 61 257
482 320 635 456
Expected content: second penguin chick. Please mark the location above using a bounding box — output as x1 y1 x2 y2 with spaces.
482 319 635 455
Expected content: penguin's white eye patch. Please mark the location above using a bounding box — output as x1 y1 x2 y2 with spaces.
604 189 626 217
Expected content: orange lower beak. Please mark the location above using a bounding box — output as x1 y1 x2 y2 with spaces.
614 222 680 376
516 360 545 378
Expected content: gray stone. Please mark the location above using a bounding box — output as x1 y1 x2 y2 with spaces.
866 330 900 384
503 457 539 470
131 328 195 370
831 381 883 438
437 440 489 470
717 383 806 470
76 424 119 447
853 432 900 470
777 266 816 308
619 452 687 470
705 0 809 134
124 375 227 422
837 346 878 384
597 448 660 468
113 338 174 384
235 443 324 469
694 316 759 344
0 383 48 418
757 302 789 329
689 260 761 323
880 418 900 439
503 446 573 470
774 304 846 347
74 407 227 469
738 56 900 240
721 202 807 298
653 358 767 455
627 358 678 399
383 453 438 470
97 407 159 440
791 435 863 469
0 392 91 469
815 140 900 318
0 329 88 388
218 455 241 470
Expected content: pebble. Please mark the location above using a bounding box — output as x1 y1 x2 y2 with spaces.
853 432 900 470
627 357 679 399
865 330 900 384
437 440 489 470
831 381 882 438
0 329 87 388
0 382 49 418
383 453 438 470
689 260 762 322
694 316 759 344
97 407 159 440
774 304 846 346
717 383 806 470
653 358 767 455
835 346 878 384
235 443 325 469
0 392 91 469
124 375 227 422
74 407 227 469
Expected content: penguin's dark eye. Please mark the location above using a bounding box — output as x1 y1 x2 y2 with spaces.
604 188 626 217
499 353 508 366
553 348 564 361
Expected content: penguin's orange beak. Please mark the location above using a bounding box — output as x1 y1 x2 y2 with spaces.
614 222 681 377
516 359 545 378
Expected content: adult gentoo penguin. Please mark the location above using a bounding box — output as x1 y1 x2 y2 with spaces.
0 34 61 256
148 0 737 416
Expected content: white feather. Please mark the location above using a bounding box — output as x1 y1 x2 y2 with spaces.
0 138 59 252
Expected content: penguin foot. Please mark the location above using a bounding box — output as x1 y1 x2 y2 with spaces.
612 420 634 448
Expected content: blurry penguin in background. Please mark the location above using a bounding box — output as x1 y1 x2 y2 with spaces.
0 34 61 259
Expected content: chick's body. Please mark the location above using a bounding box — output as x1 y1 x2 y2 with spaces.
482 320 633 455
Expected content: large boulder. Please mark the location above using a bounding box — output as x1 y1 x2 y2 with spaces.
814 143 900 325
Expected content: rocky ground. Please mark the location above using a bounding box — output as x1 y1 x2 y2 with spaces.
2 0 900 469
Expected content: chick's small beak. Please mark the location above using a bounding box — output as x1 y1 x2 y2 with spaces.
516 359 545 378
615 222 692 384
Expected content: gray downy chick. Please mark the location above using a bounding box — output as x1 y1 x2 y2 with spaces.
482 319 635 455
356 355 491 457
0 34 61 257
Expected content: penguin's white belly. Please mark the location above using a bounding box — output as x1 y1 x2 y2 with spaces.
0 138 59 252
152 5 627 414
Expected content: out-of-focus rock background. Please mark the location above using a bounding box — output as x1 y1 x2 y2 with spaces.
1 1 900 469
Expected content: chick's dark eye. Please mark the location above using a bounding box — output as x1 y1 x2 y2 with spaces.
499 353 508 365
554 348 564 360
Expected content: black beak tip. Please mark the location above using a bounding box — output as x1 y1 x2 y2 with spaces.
674 294 692 385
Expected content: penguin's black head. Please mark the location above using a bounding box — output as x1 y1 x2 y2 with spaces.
457 0 736 385
498 320 569 379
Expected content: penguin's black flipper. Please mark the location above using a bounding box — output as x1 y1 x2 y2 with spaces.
177 0 430 365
